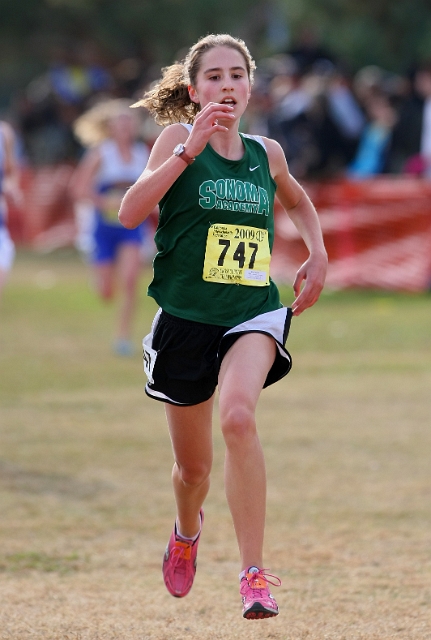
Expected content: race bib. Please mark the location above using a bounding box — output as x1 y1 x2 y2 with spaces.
203 223 270 286
100 187 127 223
99 182 131 223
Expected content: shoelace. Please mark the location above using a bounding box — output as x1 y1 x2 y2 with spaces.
170 540 192 567
245 569 282 596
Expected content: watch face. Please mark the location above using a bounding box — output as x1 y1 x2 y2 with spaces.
173 143 185 156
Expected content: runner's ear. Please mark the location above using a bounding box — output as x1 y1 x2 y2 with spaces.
188 85 200 104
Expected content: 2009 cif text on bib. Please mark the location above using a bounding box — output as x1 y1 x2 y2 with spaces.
203 223 270 287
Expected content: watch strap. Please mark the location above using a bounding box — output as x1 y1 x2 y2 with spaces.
175 146 195 165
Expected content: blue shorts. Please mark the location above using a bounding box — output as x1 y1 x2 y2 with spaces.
92 216 145 264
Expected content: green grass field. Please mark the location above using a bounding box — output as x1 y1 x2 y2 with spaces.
1 250 430 639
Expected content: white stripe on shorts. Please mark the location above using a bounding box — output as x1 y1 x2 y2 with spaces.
221 307 292 368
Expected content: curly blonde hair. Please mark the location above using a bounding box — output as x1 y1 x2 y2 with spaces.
73 98 140 146
133 34 256 126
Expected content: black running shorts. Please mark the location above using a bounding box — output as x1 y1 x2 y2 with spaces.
143 307 292 406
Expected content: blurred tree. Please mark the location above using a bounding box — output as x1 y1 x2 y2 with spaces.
284 0 431 73
1 0 431 109
0 0 261 108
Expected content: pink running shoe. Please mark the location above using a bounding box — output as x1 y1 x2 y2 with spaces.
240 567 281 619
162 510 203 597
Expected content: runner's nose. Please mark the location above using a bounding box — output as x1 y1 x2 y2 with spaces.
221 77 234 92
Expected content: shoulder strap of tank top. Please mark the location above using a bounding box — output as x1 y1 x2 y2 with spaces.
241 132 267 151
179 124 267 153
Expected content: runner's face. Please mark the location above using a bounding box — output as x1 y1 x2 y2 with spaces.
189 46 251 120
109 113 137 141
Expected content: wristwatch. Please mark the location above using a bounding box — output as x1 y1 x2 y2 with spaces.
173 143 195 165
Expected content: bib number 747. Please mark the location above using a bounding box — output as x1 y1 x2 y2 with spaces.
202 223 270 286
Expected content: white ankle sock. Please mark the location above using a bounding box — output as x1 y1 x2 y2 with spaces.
176 514 202 542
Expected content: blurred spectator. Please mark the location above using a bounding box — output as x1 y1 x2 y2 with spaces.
241 54 298 138
348 92 398 178
266 61 363 179
326 65 365 143
353 65 388 105
111 58 149 98
261 58 315 176
352 65 408 110
8 31 431 184
48 43 112 106
387 61 431 176
287 26 337 75
17 41 113 166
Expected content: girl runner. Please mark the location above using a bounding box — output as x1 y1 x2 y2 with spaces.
71 99 151 355
0 121 22 302
119 34 327 619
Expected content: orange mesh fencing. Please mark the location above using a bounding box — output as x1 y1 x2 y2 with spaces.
272 177 431 292
7 170 431 291
8 164 76 252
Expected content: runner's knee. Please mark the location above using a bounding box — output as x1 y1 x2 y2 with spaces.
175 459 212 488
220 404 256 445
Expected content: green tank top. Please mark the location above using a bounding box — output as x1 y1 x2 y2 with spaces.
148 132 282 326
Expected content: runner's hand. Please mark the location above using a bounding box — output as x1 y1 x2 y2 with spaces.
291 252 327 316
184 102 235 158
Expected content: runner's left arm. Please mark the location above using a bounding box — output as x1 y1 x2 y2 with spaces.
264 137 328 316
